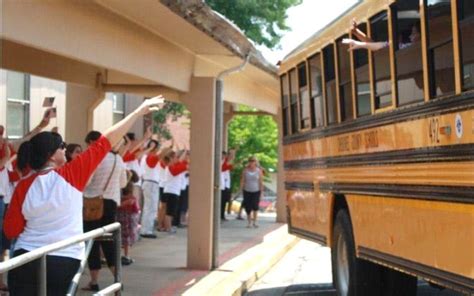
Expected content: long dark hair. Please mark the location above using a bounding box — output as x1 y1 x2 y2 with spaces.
17 132 63 171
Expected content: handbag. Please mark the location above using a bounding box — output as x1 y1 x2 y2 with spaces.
83 154 117 221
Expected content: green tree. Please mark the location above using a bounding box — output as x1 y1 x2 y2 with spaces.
228 108 278 193
152 102 187 141
206 0 302 49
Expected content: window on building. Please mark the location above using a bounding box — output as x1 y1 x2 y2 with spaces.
337 35 354 121
323 44 338 125
297 62 310 129
289 69 299 133
353 23 372 117
393 0 424 105
427 0 455 97
458 0 474 90
6 71 30 139
280 74 290 136
371 11 393 109
308 54 324 128
112 93 125 124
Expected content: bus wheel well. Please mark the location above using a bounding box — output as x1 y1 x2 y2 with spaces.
330 194 350 245
333 193 349 220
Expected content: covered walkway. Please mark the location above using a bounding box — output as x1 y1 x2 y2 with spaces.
1 0 285 271
77 213 283 295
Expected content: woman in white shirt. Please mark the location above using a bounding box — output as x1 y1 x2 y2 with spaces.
4 96 164 295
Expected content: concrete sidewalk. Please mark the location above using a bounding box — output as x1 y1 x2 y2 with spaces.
77 213 290 295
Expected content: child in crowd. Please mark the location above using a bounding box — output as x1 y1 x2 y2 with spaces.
116 170 140 265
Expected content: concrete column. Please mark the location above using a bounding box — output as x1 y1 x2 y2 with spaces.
274 109 287 223
65 83 103 145
181 77 216 270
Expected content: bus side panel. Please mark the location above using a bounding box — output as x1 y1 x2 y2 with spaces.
346 194 474 280
287 189 333 245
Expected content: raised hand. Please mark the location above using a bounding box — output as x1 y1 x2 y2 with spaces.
137 95 165 116
39 108 54 128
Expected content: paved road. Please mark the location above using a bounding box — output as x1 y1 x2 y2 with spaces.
246 240 464 296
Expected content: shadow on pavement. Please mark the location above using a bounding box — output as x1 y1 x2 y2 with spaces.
246 282 464 296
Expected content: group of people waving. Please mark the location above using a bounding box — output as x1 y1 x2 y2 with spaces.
0 96 164 295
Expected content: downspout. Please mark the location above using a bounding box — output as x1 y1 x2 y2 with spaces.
212 54 250 269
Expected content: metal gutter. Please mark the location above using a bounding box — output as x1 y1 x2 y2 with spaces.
160 0 278 77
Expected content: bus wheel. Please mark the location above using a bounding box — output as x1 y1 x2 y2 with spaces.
382 267 417 295
331 210 382 296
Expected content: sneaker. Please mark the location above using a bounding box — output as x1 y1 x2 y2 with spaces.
140 233 157 239
169 227 177 234
82 283 99 292
121 256 135 266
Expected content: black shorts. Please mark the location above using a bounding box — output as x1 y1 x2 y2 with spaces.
160 187 168 203
221 188 231 202
243 191 260 214
179 186 189 212
164 193 179 216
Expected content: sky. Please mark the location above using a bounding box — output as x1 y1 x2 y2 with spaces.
258 0 359 64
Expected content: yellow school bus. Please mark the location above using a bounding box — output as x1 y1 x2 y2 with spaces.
279 0 473 294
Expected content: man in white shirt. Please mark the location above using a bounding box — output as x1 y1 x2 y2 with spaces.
82 131 127 292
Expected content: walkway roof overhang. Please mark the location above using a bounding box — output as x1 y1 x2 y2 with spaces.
0 0 279 114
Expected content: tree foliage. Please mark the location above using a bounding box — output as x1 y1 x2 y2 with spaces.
228 108 278 193
152 102 187 141
206 0 302 49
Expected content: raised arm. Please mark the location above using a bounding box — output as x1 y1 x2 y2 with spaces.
104 96 164 147
343 38 388 52
11 108 53 151
350 19 373 43
129 126 152 154
0 141 11 169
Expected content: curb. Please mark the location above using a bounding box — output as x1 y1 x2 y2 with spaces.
183 225 299 296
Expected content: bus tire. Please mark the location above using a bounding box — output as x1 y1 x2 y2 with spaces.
331 210 382 296
382 267 417 295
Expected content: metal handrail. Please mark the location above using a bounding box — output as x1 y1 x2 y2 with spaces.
0 222 122 296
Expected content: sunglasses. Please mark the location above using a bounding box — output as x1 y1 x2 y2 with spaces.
59 142 66 150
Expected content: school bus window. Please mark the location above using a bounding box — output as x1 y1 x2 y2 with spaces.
370 11 393 109
280 74 290 136
323 44 338 125
426 0 455 97
352 23 371 117
297 63 311 129
308 54 324 128
289 69 299 134
458 0 474 90
393 0 424 105
337 36 354 121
